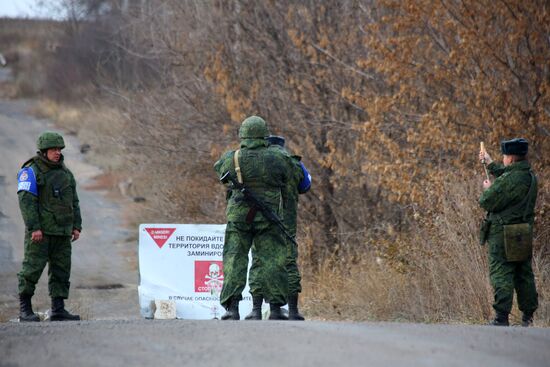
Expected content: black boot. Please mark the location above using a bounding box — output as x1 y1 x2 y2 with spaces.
268 303 288 320
50 297 80 321
245 295 263 320
221 298 240 320
19 294 40 322
489 312 509 326
288 294 305 321
521 312 534 327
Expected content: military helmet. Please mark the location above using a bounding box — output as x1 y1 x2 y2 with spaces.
37 131 65 150
501 138 528 156
238 116 270 139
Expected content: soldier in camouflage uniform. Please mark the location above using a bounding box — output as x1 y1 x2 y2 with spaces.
17 131 82 322
479 138 538 326
246 135 311 321
214 116 295 320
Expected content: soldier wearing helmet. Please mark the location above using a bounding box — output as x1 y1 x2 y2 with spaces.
214 116 295 320
16 131 82 322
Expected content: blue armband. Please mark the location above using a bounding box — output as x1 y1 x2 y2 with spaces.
297 162 311 194
17 167 38 196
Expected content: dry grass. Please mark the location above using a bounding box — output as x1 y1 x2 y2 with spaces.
532 246 550 325
301 177 549 326
32 99 127 170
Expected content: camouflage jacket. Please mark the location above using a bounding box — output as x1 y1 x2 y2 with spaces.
479 160 537 228
267 145 305 234
17 154 82 236
214 138 295 223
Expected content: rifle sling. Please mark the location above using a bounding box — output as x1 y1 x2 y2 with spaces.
234 149 258 222
233 149 243 184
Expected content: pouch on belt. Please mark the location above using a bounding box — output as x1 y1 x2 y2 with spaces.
503 223 533 262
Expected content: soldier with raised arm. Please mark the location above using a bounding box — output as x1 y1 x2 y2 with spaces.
479 138 538 326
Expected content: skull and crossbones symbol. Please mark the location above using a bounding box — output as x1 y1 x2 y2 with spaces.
205 263 224 295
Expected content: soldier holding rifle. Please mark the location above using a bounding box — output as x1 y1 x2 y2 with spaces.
478 138 538 326
214 116 296 320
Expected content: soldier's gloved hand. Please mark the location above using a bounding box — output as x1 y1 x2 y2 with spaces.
72 229 80 242
31 230 43 243
483 179 492 190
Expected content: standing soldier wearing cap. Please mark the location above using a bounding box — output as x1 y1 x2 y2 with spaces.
16 131 82 322
214 116 296 320
246 135 311 321
479 138 538 326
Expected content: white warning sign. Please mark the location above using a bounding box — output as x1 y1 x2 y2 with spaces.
138 224 253 319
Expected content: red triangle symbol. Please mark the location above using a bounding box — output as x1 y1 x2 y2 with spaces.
145 227 176 248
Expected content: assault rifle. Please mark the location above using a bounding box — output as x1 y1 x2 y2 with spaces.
220 171 298 247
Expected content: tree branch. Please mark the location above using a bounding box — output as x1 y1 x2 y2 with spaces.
311 43 375 80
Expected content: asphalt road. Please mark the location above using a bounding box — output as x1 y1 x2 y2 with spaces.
1 319 550 367
1 68 549 367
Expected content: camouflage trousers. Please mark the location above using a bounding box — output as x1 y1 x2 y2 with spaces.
220 221 288 308
17 232 72 299
487 227 538 315
249 235 302 298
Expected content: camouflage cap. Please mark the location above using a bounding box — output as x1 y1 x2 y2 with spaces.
239 116 270 139
37 131 65 150
501 138 528 156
